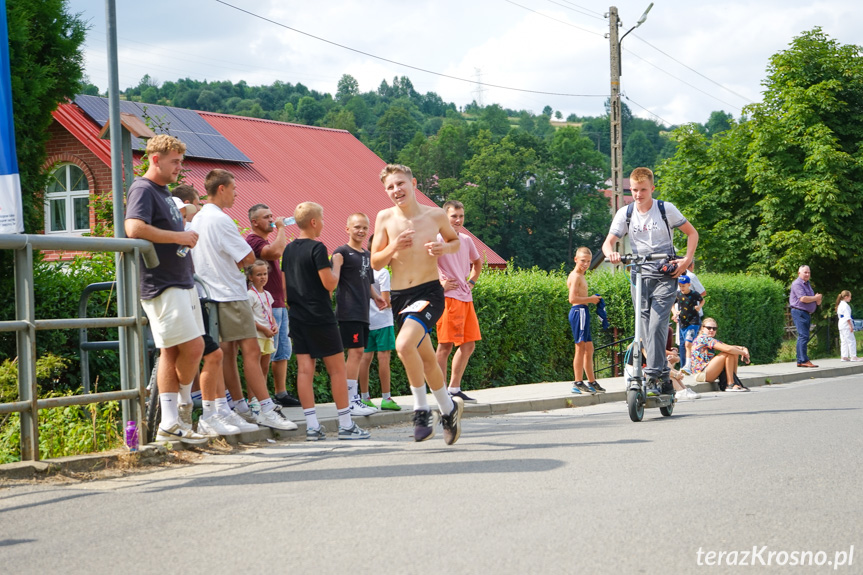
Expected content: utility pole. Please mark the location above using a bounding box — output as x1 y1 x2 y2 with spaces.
608 7 623 218
606 3 653 223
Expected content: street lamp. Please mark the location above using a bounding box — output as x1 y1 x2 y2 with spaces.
606 3 653 219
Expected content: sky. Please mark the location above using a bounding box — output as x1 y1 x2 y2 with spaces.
66 0 863 126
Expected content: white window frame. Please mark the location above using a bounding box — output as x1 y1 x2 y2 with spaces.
44 164 91 235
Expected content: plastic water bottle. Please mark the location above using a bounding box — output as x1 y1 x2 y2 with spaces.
125 420 139 452
176 245 190 257
271 216 296 229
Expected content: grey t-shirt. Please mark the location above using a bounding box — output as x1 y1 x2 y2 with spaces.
125 177 194 299
609 199 687 275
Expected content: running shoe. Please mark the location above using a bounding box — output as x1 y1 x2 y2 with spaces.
590 381 607 393
223 410 261 433
178 403 193 431
306 424 326 441
570 383 583 394
412 409 437 442
155 423 209 446
361 397 378 409
646 378 661 397
441 396 464 445
350 399 377 416
573 381 595 395
380 397 402 411
273 392 302 408
236 409 257 424
338 422 370 440
255 407 299 431
198 413 242 436
449 390 477 403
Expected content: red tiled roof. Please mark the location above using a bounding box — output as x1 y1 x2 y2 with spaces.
51 102 506 267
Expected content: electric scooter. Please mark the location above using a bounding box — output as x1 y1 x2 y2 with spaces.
609 253 676 422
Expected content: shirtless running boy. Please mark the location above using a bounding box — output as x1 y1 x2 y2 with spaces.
567 247 605 395
371 164 464 444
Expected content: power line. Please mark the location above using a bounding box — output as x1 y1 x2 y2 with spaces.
623 47 743 112
503 0 604 36
621 94 672 127
212 0 606 98
632 33 754 104
542 0 605 20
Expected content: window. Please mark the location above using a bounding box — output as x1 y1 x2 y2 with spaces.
45 164 90 234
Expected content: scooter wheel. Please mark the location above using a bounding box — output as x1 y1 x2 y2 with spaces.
660 399 674 417
627 389 644 422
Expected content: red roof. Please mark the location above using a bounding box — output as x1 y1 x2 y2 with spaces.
52 102 506 267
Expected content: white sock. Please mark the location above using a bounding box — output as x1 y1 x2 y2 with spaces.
361 391 370 401
191 389 202 402
432 386 455 415
410 385 429 411
347 379 359 402
304 408 319 430
449 386 461 394
337 406 352 429
202 400 216 419
216 396 230 416
159 392 180 429
260 397 275 413
382 392 391 400
232 399 250 414
179 381 193 405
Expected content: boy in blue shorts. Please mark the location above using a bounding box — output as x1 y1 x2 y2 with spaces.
672 275 703 373
567 247 605 395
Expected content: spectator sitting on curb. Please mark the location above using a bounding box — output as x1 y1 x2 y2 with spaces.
690 318 750 391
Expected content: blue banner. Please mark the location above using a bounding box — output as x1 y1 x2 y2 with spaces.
0 0 24 233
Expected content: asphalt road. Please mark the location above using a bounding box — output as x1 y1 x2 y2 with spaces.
1 377 861 574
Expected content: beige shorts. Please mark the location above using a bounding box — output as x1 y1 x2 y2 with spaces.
141 287 205 349
217 300 258 342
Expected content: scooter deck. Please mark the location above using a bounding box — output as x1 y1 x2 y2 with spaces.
645 394 674 408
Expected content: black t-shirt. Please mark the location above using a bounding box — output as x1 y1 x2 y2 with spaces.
282 238 336 325
332 245 373 323
676 290 703 327
124 177 194 299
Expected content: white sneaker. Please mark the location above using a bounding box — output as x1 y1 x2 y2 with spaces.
350 399 377 416
198 413 242 436
685 387 701 400
178 403 193 431
234 409 257 424
255 406 299 431
222 410 260 433
155 422 209 445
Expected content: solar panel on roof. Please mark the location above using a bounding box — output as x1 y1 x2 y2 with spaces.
73 95 252 164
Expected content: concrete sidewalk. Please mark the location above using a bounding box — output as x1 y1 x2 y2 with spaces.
2 358 861 479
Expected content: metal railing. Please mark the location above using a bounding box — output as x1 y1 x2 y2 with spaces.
0 233 158 461
593 334 635 377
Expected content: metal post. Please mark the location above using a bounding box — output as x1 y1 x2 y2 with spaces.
105 0 134 425
15 243 38 460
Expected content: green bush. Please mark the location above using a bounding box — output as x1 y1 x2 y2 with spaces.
0 252 120 393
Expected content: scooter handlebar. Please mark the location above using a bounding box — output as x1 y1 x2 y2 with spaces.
604 253 674 264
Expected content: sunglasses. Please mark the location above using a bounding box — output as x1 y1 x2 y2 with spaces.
704 326 717 331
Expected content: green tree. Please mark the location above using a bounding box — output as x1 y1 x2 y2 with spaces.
6 0 86 233
336 74 359 103
704 110 733 138
622 129 657 172
478 104 510 138
296 96 326 125
323 108 358 134
658 28 863 298
374 105 421 162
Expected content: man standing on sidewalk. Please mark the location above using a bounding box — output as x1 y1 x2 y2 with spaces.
246 204 301 407
435 200 482 403
789 265 822 368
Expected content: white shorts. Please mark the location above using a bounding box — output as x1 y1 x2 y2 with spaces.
141 287 205 349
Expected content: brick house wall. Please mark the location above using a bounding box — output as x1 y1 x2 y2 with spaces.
42 120 115 261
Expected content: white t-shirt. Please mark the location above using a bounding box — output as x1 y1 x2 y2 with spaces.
248 287 275 338
838 300 853 331
190 203 252 302
368 268 394 331
609 200 687 257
